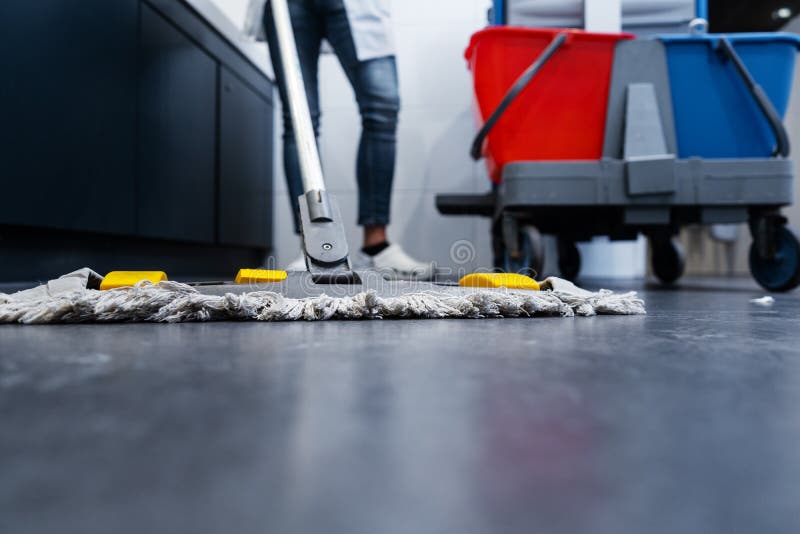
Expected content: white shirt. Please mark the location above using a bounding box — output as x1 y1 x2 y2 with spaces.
245 0 395 61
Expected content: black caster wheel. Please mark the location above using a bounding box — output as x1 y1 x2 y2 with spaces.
650 237 686 285
749 225 800 292
490 219 506 273
557 239 581 280
503 225 544 277
493 225 544 277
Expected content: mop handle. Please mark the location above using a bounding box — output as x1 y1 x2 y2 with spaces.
269 0 326 192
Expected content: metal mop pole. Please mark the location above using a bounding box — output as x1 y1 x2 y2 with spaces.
269 0 355 281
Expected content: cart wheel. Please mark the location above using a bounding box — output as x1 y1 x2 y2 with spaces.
557 239 581 280
491 223 506 272
507 225 544 277
496 225 544 277
650 237 686 285
749 225 800 292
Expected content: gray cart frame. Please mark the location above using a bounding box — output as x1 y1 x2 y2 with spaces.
436 38 800 290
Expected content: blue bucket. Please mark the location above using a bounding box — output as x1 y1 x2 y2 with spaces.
657 33 800 158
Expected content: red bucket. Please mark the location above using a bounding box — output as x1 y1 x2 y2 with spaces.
466 27 634 183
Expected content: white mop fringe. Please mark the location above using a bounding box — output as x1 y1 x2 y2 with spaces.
0 279 645 324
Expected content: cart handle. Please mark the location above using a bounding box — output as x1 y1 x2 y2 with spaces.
470 32 568 161
715 37 791 158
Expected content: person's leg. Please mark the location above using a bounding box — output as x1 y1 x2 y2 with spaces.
321 3 434 279
263 0 323 233
352 58 399 248
318 1 399 247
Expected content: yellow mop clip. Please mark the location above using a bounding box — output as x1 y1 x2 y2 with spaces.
234 269 288 284
100 271 168 290
458 272 540 290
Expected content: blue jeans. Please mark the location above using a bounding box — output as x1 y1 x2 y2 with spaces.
264 0 400 233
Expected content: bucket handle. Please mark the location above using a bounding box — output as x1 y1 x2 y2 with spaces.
715 37 790 158
470 32 568 161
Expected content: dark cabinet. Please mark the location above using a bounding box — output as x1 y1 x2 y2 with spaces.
137 4 217 243
1 0 276 280
218 68 274 248
0 0 138 233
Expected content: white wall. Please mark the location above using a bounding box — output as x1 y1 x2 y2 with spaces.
209 0 250 26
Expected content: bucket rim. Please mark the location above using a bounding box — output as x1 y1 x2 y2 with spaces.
465 26 636 61
656 32 800 49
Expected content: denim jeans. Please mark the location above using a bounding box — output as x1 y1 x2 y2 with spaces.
264 0 400 233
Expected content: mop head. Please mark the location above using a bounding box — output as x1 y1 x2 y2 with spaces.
0 269 645 324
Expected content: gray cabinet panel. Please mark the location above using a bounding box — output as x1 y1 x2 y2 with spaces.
137 4 217 243
0 0 138 233
144 0 273 102
218 68 274 249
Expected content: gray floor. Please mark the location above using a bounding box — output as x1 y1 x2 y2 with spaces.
2 278 800 534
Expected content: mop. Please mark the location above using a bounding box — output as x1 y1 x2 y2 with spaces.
0 268 644 324
0 0 645 324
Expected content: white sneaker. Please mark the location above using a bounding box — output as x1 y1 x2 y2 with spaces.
285 253 306 271
364 243 436 280
350 251 375 271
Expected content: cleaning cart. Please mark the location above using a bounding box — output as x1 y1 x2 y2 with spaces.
437 13 800 291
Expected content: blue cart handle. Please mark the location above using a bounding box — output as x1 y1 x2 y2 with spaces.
470 32 568 161
715 37 791 158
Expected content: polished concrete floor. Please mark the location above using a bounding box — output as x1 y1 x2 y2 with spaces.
2 278 800 534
